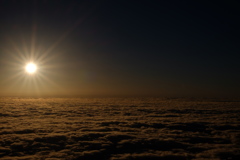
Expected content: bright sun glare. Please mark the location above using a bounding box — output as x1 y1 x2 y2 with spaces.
25 63 37 74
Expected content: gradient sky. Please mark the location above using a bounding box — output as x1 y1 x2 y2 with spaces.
0 0 239 97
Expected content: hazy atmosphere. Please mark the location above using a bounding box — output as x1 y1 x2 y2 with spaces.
0 1 240 160
0 0 239 97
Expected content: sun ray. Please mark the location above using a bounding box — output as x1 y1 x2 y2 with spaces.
0 4 97 96
31 24 37 61
4 39 26 64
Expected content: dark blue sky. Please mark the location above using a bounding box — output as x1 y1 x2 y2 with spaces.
0 0 239 97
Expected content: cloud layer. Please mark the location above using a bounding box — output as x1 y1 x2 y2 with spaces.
0 97 240 159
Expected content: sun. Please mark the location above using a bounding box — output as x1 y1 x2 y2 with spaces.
25 63 37 74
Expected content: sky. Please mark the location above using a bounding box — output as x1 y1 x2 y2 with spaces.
0 0 239 97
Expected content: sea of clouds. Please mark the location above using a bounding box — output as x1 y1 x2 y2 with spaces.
0 97 240 160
